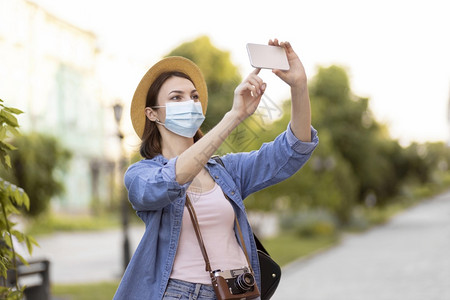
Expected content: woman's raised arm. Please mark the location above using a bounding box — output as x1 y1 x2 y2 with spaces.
270 39 311 142
175 69 266 185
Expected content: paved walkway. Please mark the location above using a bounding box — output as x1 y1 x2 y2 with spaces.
29 190 450 300
31 226 145 284
272 190 450 300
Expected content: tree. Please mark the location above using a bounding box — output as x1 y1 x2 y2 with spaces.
164 39 450 224
0 133 72 217
0 99 37 299
403 141 450 185
167 36 242 131
309 65 405 205
221 64 417 223
241 100 358 224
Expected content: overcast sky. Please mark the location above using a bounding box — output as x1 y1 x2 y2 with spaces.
32 0 450 145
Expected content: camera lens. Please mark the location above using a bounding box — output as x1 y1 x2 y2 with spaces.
236 272 255 291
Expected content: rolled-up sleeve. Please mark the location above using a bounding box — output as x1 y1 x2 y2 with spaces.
286 123 319 154
221 124 318 199
124 157 190 211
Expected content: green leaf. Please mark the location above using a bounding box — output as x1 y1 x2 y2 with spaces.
0 126 6 139
0 154 10 169
3 107 23 115
0 260 7 278
13 189 23 207
5 124 20 136
0 179 29 209
25 235 39 254
16 252 29 266
11 187 30 210
0 110 18 127
4 235 12 248
0 141 17 151
5 203 20 215
0 148 11 168
7 290 24 300
11 229 24 243
22 192 30 211
0 287 11 296
4 154 11 168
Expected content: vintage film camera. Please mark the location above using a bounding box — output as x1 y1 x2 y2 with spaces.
211 267 260 299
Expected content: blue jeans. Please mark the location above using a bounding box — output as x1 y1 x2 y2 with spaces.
163 278 217 300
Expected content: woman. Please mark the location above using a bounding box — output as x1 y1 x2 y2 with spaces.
113 39 319 300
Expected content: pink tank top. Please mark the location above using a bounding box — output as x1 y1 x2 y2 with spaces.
170 183 248 284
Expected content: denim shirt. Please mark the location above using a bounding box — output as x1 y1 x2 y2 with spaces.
113 124 318 300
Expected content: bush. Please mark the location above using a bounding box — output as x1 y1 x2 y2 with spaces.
280 209 338 238
0 133 71 217
0 99 37 299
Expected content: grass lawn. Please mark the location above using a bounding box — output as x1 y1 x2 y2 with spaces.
261 232 338 267
25 212 144 236
52 281 119 300
26 214 120 236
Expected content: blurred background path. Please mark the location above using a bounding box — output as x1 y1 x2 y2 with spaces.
31 225 145 284
30 190 450 299
273 190 450 300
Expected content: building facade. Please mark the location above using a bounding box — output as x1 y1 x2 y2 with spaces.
0 0 121 212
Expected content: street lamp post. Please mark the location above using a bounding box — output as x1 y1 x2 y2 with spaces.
113 102 131 272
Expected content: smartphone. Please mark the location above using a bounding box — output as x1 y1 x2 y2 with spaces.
246 43 290 70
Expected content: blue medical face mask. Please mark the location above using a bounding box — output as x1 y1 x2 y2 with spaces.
152 100 205 138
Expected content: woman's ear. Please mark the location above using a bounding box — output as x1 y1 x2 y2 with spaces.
145 107 158 122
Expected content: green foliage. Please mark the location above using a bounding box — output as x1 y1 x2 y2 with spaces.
0 102 21 170
310 65 398 204
280 209 338 238
216 63 450 228
309 65 450 207
402 141 450 185
310 65 351 102
148 37 450 232
0 99 37 299
0 132 72 217
167 36 242 132
160 38 450 232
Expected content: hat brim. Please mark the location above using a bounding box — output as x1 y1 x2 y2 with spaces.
130 56 208 139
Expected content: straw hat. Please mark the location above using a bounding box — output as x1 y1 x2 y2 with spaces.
130 56 208 139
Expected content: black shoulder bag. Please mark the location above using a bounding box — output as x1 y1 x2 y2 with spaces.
212 156 281 300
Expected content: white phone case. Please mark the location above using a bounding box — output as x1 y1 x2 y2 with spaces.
246 43 290 70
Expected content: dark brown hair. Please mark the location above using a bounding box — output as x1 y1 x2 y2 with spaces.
140 71 204 159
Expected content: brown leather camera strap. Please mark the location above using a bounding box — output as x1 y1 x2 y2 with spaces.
185 195 212 272
222 193 253 273
185 194 253 274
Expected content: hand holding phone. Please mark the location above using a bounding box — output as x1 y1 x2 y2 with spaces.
246 43 290 71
